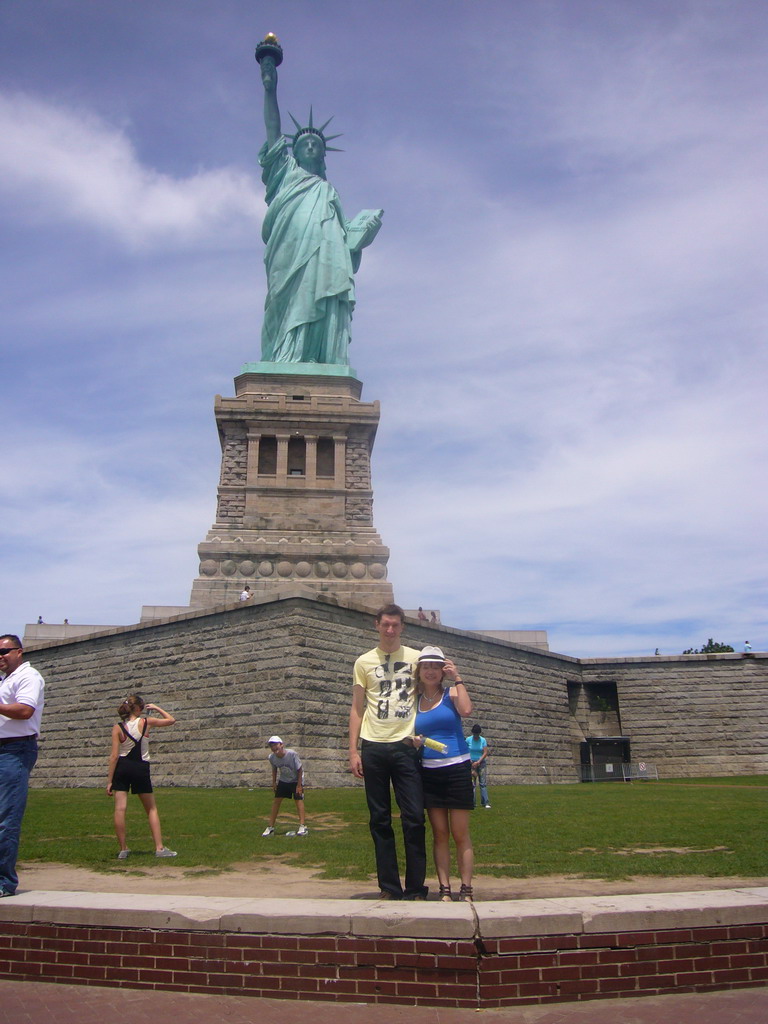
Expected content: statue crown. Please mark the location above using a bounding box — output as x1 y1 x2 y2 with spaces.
288 108 343 153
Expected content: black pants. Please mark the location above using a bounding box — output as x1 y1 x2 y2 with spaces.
361 740 427 899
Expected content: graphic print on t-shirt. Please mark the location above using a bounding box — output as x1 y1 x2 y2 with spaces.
373 657 413 721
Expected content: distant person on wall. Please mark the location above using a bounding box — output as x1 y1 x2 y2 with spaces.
0 635 44 897
417 607 427 623
467 724 490 809
349 603 427 901
430 611 437 624
414 646 475 902
239 586 252 602
106 695 177 860
262 736 308 836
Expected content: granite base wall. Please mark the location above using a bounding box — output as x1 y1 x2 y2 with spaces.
21 593 768 789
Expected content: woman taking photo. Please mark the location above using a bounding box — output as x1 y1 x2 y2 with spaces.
414 645 474 902
106 694 177 860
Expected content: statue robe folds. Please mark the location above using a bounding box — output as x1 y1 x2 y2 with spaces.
259 137 357 364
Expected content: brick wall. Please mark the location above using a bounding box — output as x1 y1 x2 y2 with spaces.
1 918 765 1007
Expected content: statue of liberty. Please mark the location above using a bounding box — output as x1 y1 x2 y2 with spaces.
256 35 383 366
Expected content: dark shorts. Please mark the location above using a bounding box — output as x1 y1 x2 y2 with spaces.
275 780 303 801
112 758 153 795
421 759 474 810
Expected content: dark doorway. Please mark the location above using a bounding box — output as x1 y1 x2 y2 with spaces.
580 737 631 782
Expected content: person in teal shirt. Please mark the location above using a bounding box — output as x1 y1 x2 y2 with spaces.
467 724 490 809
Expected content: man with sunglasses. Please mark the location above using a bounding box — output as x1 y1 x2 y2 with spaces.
0 635 45 897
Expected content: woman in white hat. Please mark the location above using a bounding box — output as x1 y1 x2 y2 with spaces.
414 646 475 901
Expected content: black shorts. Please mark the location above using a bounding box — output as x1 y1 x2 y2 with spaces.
112 758 153 795
421 760 474 810
275 780 303 801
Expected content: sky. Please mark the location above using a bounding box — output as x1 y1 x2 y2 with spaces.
1 0 766 658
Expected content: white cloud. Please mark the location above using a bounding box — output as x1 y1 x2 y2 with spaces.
0 92 263 246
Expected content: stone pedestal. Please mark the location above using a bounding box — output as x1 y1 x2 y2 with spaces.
189 367 393 610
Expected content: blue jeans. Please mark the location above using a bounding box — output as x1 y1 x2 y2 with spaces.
0 738 38 893
472 760 489 806
361 740 427 899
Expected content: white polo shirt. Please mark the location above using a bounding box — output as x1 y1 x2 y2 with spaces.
0 661 44 739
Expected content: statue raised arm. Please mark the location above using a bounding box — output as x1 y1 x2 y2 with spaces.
255 36 382 366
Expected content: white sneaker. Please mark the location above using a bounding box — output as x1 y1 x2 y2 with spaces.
117 849 130 860
297 825 308 836
484 804 491 809
262 826 275 836
155 848 177 857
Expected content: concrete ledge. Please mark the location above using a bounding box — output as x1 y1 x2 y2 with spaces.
1 886 766 937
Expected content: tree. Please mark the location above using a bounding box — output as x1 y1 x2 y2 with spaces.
682 638 735 654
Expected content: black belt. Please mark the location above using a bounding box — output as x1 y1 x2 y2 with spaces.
0 735 36 746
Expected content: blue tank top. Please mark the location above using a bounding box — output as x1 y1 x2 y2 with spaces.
415 689 470 764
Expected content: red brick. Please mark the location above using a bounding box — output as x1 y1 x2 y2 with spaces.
517 981 559 998
599 977 637 993
615 930 657 946
318 950 356 966
581 964 619 979
693 955 730 970
339 965 377 980
355 951 396 967
173 971 208 985
207 972 244 987
729 925 766 939
559 978 599 994
38 963 73 978
481 985 519 999
495 937 537 954
732 953 766 968
496 968 540 984
142 942 175 957
712 968 751 983
73 965 109 981
520 952 556 968
558 949 599 966
676 971 714 986
55 952 91 966
654 929 693 943
619 961 659 977
354 980 399 996
270 963 302 977
540 965 580 981
638 973 677 989
690 926 730 941
261 935 301 950
44 937 75 952
578 933 619 948
337 936 375 952
596 948 636 964
394 982 439 997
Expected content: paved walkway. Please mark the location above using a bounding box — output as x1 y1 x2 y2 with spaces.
1 980 767 1024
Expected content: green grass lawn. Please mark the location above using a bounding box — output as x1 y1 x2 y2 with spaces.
20 777 768 881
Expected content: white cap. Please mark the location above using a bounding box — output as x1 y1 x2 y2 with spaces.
266 735 283 745
418 645 446 663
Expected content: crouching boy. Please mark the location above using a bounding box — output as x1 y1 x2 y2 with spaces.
262 736 308 836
